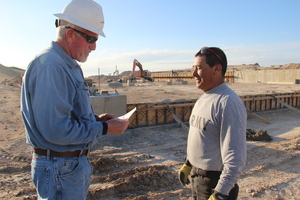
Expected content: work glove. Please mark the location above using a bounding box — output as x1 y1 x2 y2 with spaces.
208 195 217 200
178 163 192 186
208 191 228 200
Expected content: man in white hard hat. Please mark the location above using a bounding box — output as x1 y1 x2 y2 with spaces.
21 0 129 199
178 47 247 200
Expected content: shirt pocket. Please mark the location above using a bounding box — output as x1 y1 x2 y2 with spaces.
76 81 92 118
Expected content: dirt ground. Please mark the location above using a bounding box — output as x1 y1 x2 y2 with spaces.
0 81 300 200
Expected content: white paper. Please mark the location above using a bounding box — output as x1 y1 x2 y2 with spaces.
118 107 136 119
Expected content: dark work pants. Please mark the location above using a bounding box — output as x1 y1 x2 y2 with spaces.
190 167 239 200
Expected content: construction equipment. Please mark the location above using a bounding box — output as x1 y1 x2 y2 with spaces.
131 59 154 82
113 65 119 77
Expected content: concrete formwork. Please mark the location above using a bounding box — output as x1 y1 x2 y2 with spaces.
152 71 234 82
127 92 300 129
151 69 299 84
234 69 300 84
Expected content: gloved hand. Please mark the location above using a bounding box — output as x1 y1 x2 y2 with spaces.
178 163 192 186
208 191 228 200
208 195 217 200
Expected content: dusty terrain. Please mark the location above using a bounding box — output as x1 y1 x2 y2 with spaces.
0 79 300 200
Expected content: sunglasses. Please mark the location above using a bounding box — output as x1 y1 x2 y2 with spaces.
199 47 223 67
65 27 98 44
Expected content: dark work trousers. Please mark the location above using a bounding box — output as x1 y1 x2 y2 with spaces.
190 167 239 200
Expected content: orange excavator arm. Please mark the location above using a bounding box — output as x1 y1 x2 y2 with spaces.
132 59 144 79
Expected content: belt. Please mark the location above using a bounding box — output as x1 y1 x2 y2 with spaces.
33 148 90 157
193 167 222 177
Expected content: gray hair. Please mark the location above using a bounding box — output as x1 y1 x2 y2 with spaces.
56 19 85 40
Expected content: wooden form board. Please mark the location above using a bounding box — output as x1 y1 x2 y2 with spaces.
127 92 300 128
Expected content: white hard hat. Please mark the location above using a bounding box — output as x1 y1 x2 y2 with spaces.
53 0 105 37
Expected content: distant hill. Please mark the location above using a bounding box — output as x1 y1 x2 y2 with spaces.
0 64 25 84
269 63 300 69
1 63 299 85
0 64 24 77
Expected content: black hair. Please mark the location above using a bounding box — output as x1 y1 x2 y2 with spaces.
195 47 227 76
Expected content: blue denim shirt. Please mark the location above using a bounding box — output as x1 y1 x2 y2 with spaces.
21 41 106 152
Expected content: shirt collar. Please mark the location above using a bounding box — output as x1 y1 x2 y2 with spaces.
205 82 226 94
51 41 79 69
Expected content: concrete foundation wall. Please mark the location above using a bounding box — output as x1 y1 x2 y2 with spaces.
234 69 300 84
108 82 123 87
90 94 127 117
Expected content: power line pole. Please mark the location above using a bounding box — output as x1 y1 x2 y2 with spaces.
98 67 100 92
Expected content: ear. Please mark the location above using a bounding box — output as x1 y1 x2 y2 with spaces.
66 29 76 43
213 64 222 75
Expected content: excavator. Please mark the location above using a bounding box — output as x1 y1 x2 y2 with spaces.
131 59 154 82
112 65 119 77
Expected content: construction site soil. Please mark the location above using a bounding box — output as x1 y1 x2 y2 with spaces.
1 78 300 199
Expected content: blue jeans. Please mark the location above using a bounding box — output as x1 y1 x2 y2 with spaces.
31 152 93 200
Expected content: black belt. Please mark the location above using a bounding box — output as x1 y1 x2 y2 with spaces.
34 148 90 157
193 167 222 177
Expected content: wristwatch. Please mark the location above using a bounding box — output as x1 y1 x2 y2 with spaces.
213 191 228 200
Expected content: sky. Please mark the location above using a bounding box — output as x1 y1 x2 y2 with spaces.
0 0 299 77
